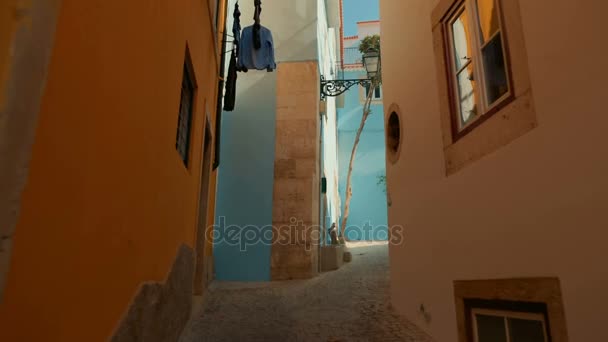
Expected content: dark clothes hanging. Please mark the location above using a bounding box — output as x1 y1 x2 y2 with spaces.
253 0 262 49
232 3 241 56
223 50 238 111
223 3 241 111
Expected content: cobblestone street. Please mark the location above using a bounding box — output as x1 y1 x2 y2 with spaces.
179 242 433 342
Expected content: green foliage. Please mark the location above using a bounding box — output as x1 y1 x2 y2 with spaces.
359 35 380 54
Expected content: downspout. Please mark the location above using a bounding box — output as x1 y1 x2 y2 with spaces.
213 1 229 170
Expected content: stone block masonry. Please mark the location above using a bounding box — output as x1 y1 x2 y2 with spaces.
271 61 321 281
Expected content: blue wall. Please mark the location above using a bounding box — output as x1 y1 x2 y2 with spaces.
214 73 276 281
337 69 388 241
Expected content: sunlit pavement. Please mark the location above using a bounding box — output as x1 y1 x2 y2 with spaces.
179 242 432 342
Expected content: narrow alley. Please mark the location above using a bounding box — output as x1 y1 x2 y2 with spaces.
2 0 607 340
180 243 431 342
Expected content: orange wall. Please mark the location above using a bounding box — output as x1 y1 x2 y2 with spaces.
0 0 223 340
0 0 17 109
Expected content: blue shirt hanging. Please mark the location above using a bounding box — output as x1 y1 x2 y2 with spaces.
237 25 276 72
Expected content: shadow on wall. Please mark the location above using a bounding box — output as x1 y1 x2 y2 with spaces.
214 72 277 281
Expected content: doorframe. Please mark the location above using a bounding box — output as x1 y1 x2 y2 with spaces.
193 115 213 296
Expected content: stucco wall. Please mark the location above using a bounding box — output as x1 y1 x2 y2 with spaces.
338 69 387 240
0 0 62 303
381 0 608 341
0 0 221 340
214 0 319 281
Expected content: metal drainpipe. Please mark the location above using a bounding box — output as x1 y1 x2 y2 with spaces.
212 2 229 170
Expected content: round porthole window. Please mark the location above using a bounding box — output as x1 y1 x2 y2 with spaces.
386 104 402 164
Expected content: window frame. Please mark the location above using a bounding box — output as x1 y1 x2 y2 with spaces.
432 0 537 175
443 0 515 141
471 306 550 342
175 46 198 168
361 83 383 103
364 83 382 100
453 278 568 342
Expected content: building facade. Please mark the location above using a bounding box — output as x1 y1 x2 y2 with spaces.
381 0 608 341
0 0 226 340
338 20 388 241
214 0 342 281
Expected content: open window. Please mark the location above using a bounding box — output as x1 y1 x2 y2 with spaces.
432 0 537 174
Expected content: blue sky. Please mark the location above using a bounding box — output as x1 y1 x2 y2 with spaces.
342 0 380 36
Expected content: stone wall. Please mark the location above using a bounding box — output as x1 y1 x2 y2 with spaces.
271 61 321 280
111 245 194 342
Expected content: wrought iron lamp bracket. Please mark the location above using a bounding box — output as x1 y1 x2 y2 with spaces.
320 76 373 99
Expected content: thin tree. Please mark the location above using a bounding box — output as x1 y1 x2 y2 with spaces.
340 36 381 239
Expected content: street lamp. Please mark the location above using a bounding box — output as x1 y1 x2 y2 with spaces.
320 48 381 99
362 48 380 79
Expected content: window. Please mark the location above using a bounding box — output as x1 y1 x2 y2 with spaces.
432 0 536 175
386 104 402 164
471 307 549 342
446 0 510 134
176 49 197 167
454 278 568 342
364 84 382 100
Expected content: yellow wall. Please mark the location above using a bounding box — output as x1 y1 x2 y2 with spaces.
0 0 224 340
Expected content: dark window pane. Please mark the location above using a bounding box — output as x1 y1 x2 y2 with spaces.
482 33 508 104
176 62 195 166
476 314 508 342
475 0 500 43
456 63 477 125
451 9 472 70
374 86 381 98
508 318 547 342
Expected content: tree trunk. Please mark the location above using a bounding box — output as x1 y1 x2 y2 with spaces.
340 79 378 239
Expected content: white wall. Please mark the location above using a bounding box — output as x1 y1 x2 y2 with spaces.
381 0 608 340
318 0 341 230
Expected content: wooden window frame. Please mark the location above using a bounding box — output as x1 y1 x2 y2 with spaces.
445 0 514 141
432 0 537 175
454 278 569 342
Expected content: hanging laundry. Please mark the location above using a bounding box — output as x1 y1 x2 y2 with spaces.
253 0 262 50
223 3 241 111
237 25 276 72
223 49 238 111
232 3 242 58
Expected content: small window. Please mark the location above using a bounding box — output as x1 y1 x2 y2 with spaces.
446 0 510 135
176 49 197 167
386 106 402 164
364 84 382 100
472 308 549 342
